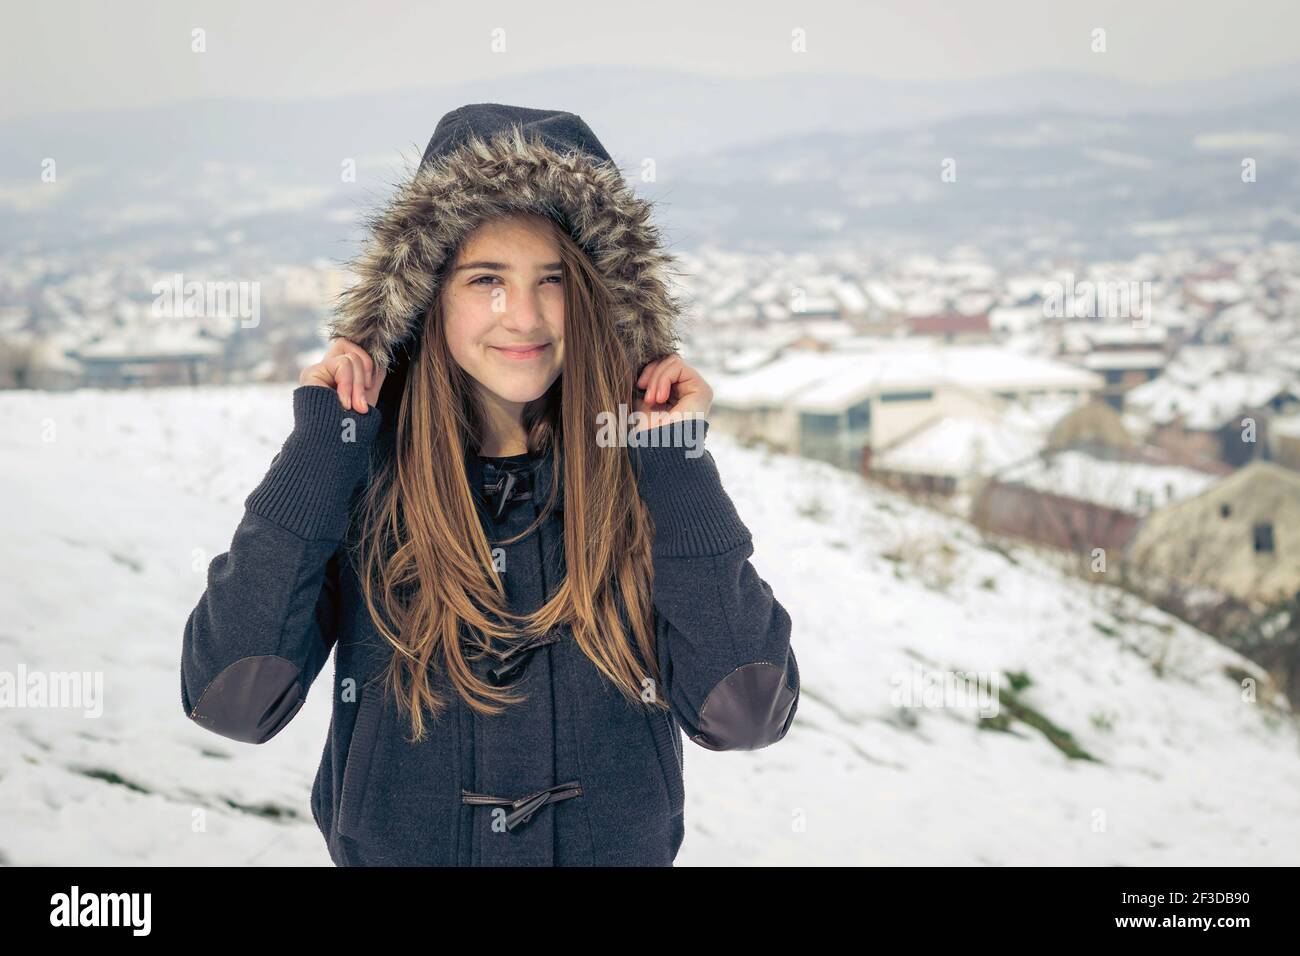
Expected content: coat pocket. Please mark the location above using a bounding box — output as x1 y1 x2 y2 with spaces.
337 681 384 838
649 707 685 816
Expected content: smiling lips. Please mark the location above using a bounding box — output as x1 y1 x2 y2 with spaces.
491 343 551 361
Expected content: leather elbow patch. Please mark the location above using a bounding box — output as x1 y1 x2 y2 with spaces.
188 655 305 744
691 661 798 751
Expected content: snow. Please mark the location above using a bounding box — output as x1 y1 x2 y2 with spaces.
2 382 1298 866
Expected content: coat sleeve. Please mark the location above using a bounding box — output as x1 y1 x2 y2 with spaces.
180 385 384 744
627 417 799 752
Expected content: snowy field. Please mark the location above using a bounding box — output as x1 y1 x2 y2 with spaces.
1 382 1298 866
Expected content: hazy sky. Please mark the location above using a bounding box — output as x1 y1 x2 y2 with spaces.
4 0 1297 121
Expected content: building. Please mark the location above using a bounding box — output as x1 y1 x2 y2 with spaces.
1127 461 1300 603
1080 350 1167 409
710 345 1102 471
867 412 1042 498
1270 415 1300 472
72 328 225 387
972 448 1222 554
1044 399 1134 454
1126 373 1300 468
904 311 993 344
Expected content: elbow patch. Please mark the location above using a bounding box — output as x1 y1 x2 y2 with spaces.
690 661 798 752
187 655 305 745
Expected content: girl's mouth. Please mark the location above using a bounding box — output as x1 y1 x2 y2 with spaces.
491 344 551 361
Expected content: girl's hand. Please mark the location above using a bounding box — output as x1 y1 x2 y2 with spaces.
632 354 712 433
300 338 386 414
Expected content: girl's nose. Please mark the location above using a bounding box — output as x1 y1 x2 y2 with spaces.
498 288 549 331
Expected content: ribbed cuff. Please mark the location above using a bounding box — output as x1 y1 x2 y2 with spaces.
627 418 752 558
244 385 385 540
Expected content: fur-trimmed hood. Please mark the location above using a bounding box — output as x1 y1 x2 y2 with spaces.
325 103 684 397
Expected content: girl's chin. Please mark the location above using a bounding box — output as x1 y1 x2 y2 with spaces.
476 375 558 405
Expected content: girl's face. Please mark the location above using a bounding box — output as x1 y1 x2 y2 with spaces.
442 214 566 409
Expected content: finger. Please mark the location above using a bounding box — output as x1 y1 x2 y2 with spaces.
644 362 664 403
636 360 658 389
656 359 679 404
652 369 666 405
644 357 673 391
663 356 686 399
325 338 371 392
342 340 374 390
334 353 355 410
347 354 368 413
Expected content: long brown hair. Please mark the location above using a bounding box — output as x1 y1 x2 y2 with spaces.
351 212 663 742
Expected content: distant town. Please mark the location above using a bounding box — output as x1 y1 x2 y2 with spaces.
2 234 1297 648
682 240 1300 640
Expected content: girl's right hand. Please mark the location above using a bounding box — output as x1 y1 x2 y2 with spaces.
299 338 386 414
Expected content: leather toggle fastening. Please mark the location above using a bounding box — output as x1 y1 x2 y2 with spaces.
486 627 565 685
482 467 534 522
461 780 583 830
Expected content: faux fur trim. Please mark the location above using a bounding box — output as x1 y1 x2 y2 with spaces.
325 122 684 376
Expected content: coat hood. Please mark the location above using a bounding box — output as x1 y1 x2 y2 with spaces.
325 103 685 403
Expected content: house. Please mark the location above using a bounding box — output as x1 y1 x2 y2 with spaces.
1044 399 1134 454
905 311 993 343
1270 415 1300 472
867 412 1042 498
710 345 1102 471
72 327 225 388
1059 323 1168 355
972 448 1222 555
1125 372 1300 467
1055 324 1170 409
1126 461 1300 604
1080 350 1167 410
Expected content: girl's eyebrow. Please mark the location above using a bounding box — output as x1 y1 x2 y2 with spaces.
453 260 563 272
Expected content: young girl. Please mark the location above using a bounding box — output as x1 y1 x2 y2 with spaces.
180 104 799 866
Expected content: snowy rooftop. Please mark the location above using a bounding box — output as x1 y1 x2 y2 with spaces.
872 416 1044 479
712 345 1103 413
1081 350 1168 371
995 449 1220 514
1125 371 1293 429
74 326 225 360
1063 324 1169 351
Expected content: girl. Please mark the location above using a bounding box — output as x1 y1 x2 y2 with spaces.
180 104 799 866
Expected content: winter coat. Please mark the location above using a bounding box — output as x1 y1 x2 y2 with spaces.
179 103 800 866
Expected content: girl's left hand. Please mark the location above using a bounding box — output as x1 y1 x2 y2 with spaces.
632 354 713 433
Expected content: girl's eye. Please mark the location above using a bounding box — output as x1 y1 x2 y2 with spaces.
470 275 562 286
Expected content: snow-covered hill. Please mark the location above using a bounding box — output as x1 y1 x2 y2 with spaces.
2 383 1298 865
